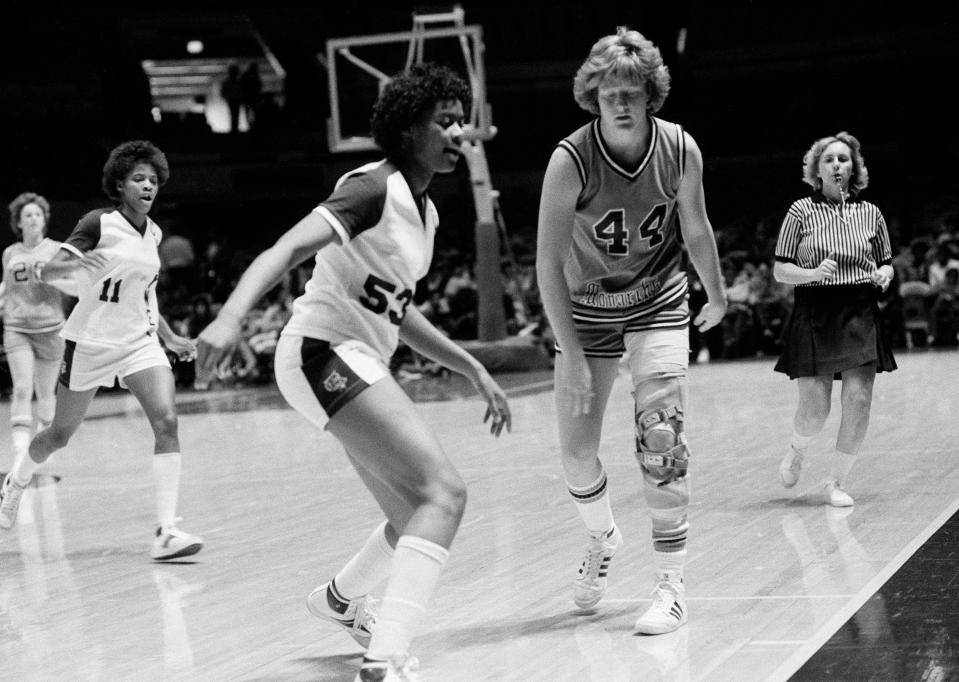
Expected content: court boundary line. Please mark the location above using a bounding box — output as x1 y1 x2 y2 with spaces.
767 493 959 681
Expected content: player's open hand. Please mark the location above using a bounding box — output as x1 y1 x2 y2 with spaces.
196 313 244 380
474 368 512 437
165 334 197 362
693 298 727 332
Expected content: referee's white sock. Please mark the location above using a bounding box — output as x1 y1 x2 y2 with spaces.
829 449 857 487
365 535 449 661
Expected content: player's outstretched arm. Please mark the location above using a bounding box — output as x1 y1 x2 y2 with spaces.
399 306 511 436
196 212 339 376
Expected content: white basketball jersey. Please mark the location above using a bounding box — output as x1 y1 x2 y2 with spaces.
2 238 66 333
282 160 437 361
60 208 162 347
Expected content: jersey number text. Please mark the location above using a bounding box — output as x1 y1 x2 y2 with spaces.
359 274 413 325
99 278 123 303
592 204 668 256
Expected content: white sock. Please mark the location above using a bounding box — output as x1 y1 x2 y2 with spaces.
829 449 857 487
791 430 813 453
333 521 395 599
567 468 615 536
153 452 182 528
11 446 41 487
11 423 31 468
366 535 449 661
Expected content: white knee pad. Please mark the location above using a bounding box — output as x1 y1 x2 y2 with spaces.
635 405 689 486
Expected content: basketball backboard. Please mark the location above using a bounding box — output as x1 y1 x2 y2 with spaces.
324 6 493 153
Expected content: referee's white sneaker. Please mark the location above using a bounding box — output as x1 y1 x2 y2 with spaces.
824 480 854 507
779 445 804 488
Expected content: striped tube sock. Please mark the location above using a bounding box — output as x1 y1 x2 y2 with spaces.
567 468 615 536
652 513 689 582
365 535 449 661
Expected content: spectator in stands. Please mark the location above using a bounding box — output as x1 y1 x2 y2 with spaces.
240 61 262 132
221 63 243 133
928 241 959 291
930 265 959 346
774 131 896 508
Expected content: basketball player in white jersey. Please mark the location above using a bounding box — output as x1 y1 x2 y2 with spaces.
0 141 202 562
196 63 512 682
537 27 726 634
1 193 72 474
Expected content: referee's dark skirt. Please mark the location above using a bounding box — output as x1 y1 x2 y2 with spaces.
774 283 897 379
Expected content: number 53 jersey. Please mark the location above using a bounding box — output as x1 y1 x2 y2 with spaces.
283 160 437 363
59 208 163 348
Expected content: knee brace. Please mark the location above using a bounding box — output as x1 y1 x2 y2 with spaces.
635 406 689 486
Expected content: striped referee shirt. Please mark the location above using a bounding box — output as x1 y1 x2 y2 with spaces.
774 191 892 287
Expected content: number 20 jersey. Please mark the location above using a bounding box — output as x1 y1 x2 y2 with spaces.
59 208 162 347
283 160 437 362
560 117 689 327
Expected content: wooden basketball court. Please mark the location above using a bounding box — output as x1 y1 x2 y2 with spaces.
1 349 957 681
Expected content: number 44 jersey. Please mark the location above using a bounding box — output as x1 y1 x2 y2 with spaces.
559 117 690 327
60 208 163 348
283 160 437 363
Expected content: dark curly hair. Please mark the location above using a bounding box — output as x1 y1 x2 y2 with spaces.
371 62 471 159
8 191 51 238
101 140 170 202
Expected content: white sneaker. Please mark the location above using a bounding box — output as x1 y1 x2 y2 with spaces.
779 446 804 488
634 580 688 635
0 473 28 529
307 582 376 647
824 480 854 507
152 522 204 560
354 653 420 682
573 525 623 610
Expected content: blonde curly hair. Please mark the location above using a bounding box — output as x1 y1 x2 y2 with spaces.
573 26 671 116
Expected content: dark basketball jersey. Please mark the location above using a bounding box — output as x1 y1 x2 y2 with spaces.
558 117 689 328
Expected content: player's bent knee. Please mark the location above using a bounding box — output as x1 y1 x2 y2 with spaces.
635 405 689 486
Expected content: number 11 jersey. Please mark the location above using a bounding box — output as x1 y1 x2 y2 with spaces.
60 208 162 348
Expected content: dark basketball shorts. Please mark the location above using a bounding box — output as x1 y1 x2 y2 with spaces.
273 334 390 429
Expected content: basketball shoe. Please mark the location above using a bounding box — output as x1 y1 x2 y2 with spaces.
634 578 687 635
152 521 204 560
824 480 854 507
307 581 377 647
573 524 623 609
354 653 420 682
0 473 28 529
779 445 804 488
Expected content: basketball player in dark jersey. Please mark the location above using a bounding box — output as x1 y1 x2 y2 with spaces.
537 27 726 635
